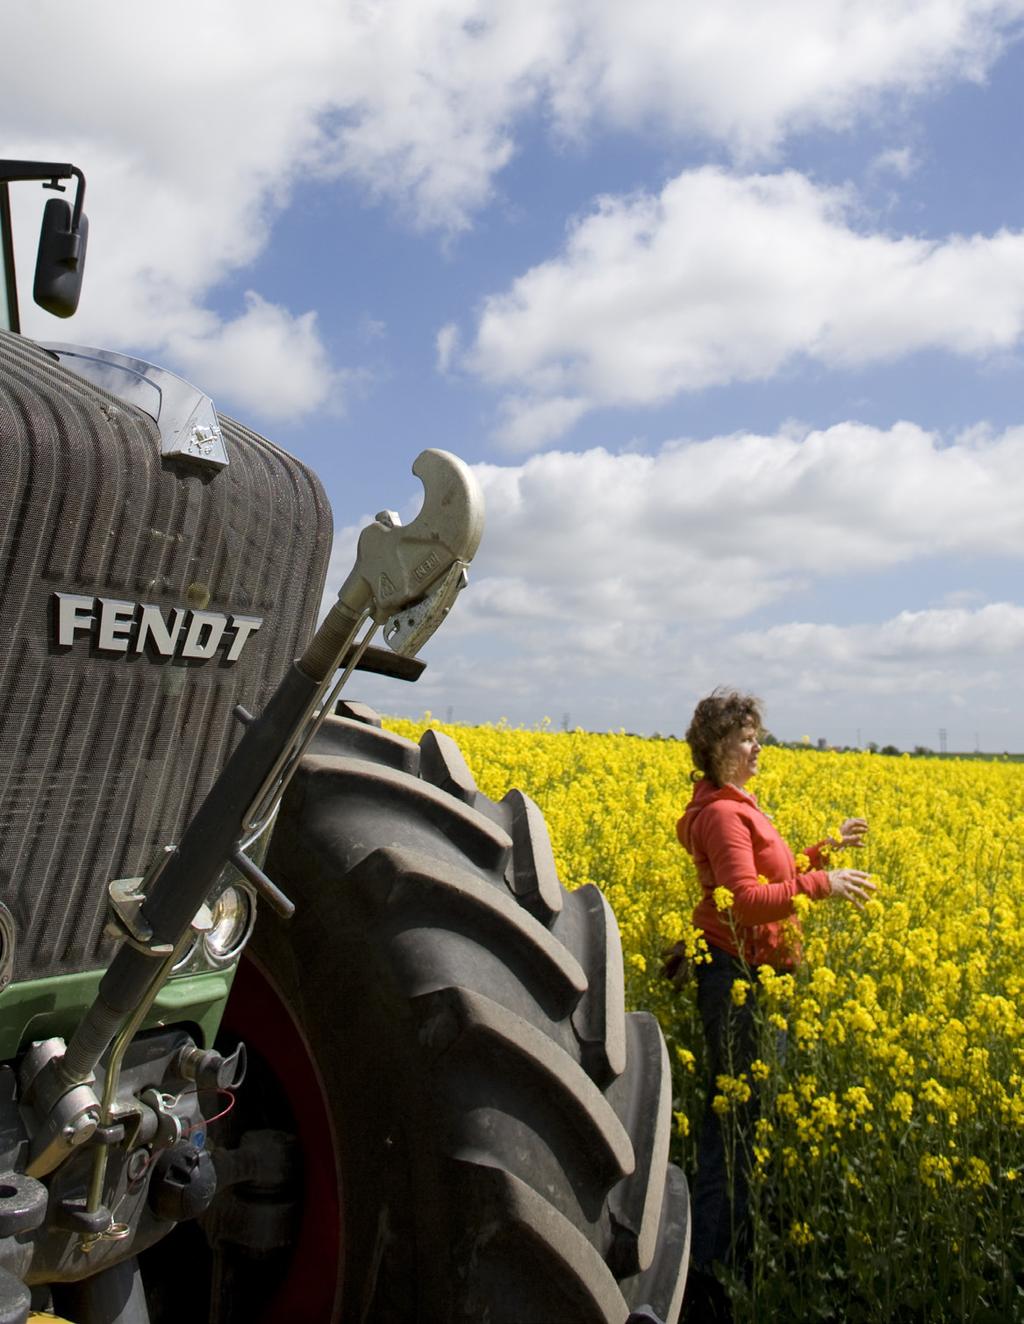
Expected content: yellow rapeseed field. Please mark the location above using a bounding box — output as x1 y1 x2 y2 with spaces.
387 716 1024 1322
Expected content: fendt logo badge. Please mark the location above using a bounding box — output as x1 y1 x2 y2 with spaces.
53 593 263 664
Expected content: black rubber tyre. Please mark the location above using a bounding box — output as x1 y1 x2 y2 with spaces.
228 706 690 1324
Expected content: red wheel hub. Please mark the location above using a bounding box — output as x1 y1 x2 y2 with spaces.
220 953 344 1321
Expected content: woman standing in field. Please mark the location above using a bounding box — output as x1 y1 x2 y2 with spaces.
677 688 874 1322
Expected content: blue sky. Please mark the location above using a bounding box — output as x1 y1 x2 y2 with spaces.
7 1 1024 750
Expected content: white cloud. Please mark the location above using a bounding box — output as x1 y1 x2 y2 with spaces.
544 0 1024 157
436 323 459 375
459 577 564 623
166 293 339 421
466 167 1024 444
466 422 1024 629
870 145 919 179
735 603 1024 664
494 395 592 451
725 603 1024 715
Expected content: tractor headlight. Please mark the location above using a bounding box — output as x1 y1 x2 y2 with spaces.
171 935 199 972
203 885 256 966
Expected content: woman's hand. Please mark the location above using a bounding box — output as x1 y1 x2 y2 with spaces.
829 817 868 849
827 868 877 909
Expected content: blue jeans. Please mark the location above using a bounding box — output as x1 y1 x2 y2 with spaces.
690 943 759 1272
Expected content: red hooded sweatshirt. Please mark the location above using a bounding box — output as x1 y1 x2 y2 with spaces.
677 778 832 969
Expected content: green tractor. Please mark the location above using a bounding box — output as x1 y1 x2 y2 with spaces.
0 160 689 1324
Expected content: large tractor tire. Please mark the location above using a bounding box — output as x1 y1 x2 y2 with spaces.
210 707 690 1324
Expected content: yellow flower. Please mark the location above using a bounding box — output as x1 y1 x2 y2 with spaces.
797 1074 818 1102
823 1014 847 1046
847 1003 877 1034
920 1154 954 1189
843 1086 873 1125
960 1156 991 1189
731 979 750 1007
659 910 685 937
713 886 734 911
889 1091 914 1124
921 1079 952 1112
716 1073 752 1106
789 1220 814 1248
810 966 838 999
809 1094 841 1131
795 1016 821 1046
766 973 796 1003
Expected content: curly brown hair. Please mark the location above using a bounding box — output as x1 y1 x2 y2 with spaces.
685 688 763 786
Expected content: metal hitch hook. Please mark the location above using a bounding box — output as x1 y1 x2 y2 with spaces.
348 448 485 622
243 448 484 834
299 448 484 683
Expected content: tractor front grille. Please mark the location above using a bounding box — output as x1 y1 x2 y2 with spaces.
0 332 332 982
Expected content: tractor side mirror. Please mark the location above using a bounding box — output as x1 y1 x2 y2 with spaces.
33 195 88 318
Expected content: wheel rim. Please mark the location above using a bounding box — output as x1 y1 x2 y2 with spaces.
220 951 344 1321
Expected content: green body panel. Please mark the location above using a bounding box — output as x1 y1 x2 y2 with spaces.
0 967 237 1062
